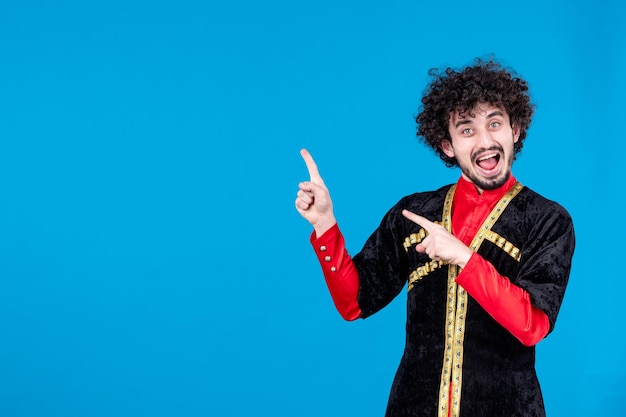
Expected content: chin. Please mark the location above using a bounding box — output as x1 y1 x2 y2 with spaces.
476 173 510 190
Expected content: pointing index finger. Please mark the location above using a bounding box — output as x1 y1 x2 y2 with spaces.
300 148 324 184
402 209 436 232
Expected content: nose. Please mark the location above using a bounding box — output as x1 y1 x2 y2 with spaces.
477 128 495 147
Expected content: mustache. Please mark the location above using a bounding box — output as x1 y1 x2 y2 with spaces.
472 145 503 161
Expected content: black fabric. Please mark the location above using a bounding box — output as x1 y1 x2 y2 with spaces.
353 184 575 417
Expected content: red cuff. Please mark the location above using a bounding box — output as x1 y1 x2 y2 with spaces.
456 253 549 346
310 224 361 321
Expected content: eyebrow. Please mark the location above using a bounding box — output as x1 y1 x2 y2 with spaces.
454 110 505 128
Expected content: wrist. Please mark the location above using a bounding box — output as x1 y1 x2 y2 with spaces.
456 249 474 269
313 217 337 238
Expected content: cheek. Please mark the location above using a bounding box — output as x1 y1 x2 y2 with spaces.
451 143 473 159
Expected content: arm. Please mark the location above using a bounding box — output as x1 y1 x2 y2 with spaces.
401 209 551 346
295 149 361 320
456 253 549 346
296 150 410 320
310 224 361 321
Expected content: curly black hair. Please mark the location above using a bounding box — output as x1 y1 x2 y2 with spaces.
416 58 535 167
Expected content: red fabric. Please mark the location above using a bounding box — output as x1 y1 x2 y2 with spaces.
456 254 549 346
452 176 549 346
310 224 361 320
310 175 550 346
451 176 518 244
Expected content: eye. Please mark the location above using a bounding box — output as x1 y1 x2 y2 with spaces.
462 128 473 135
489 121 501 128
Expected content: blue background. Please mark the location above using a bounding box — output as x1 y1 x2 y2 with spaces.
1 1 624 416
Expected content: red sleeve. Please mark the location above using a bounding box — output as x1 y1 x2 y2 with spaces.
310 224 362 321
455 253 549 346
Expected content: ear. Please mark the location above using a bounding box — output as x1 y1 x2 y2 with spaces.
512 124 521 143
440 140 455 158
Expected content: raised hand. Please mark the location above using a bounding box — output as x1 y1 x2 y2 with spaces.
401 209 473 268
295 149 337 236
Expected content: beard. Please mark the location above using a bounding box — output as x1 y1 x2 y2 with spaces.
460 166 512 191
458 145 514 191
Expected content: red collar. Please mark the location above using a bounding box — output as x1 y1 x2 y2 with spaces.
451 175 518 244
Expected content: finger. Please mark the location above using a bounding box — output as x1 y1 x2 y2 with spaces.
300 149 324 184
402 209 436 232
297 189 314 205
415 242 426 254
416 242 439 262
299 181 325 197
295 197 312 211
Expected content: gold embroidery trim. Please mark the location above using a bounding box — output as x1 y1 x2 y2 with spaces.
438 185 458 417
403 229 427 251
450 275 467 417
482 230 521 261
408 184 524 292
408 260 446 291
468 182 524 256
436 182 524 417
403 221 445 252
404 191 453 289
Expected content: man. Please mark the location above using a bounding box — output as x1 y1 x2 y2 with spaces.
295 58 575 416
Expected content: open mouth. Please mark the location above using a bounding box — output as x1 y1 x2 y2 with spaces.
476 153 501 171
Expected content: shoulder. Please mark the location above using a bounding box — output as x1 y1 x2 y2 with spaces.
510 186 575 240
387 184 454 221
516 186 573 222
396 184 454 209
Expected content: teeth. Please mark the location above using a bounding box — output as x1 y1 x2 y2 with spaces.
477 153 497 161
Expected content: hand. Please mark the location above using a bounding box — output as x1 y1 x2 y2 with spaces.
401 209 473 268
295 149 337 236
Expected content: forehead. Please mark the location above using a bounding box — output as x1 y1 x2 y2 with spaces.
449 103 510 124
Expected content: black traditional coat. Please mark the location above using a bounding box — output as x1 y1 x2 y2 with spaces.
353 182 575 417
